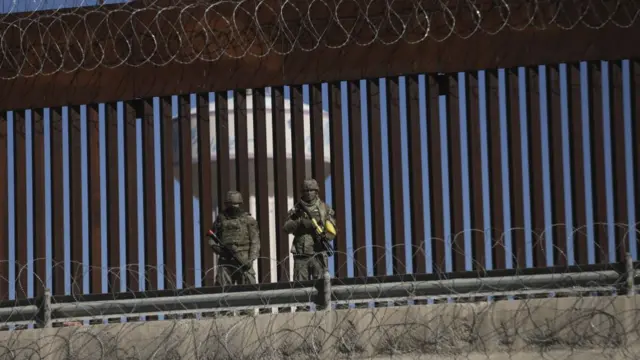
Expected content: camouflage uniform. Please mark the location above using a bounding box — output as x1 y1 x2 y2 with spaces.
283 179 338 282
209 191 260 286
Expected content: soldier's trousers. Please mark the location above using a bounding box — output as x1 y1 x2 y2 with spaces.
215 259 256 286
293 253 327 282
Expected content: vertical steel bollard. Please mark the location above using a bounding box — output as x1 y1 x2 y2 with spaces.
315 270 332 311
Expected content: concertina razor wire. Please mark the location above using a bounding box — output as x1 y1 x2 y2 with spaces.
0 0 638 79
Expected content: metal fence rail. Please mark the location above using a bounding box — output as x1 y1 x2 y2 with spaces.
0 259 636 328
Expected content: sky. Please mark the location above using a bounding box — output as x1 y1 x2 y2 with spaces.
0 0 637 300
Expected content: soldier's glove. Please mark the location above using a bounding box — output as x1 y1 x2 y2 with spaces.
208 238 215 247
300 218 315 229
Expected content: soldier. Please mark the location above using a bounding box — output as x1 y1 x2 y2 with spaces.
207 190 260 286
283 179 338 282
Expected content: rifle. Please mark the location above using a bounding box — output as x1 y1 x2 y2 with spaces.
295 203 336 257
206 229 251 269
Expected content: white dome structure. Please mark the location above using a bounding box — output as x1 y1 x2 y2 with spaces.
171 90 333 284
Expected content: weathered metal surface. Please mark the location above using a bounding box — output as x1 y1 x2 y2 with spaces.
68 106 83 295
14 111 27 298
50 108 65 296
105 103 120 293
32 109 46 298
1 1 639 111
196 94 214 287
87 105 102 294
272 86 290 282
0 113 7 300
160 97 177 289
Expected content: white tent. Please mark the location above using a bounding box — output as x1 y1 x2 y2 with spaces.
171 90 333 283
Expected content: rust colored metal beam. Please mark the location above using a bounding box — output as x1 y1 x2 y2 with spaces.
141 99 158 290
366 79 386 276
444 74 465 273
524 67 547 268
632 60 640 260
32 109 46 297
463 72 486 271
505 69 526 269
105 103 120 293
387 77 407 274
87 104 102 293
2 3 639 111
545 65 568 267
567 64 589 265
50 108 65 296
215 92 231 211
290 86 306 199
405 76 426 274
607 61 627 262
0 112 7 300
160 97 177 289
13 110 27 298
347 81 367 277
485 70 506 270
272 86 290 282
68 106 83 295
328 83 348 278
587 62 609 264
309 84 325 196
178 95 195 287
234 90 250 219
123 102 139 291
196 93 214 287
253 88 271 282
426 75 445 273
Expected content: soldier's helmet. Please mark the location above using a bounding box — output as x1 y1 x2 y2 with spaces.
225 190 243 205
302 179 319 191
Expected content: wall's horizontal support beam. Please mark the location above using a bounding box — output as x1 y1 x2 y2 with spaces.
0 268 634 324
0 1 638 110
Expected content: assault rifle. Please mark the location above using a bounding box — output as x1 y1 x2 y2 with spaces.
206 229 251 269
295 203 336 257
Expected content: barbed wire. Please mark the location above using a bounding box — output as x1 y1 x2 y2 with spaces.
0 262 637 359
0 222 637 300
0 0 638 79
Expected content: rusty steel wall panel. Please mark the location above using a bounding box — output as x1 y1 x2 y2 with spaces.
587 62 609 264
105 103 120 293
50 108 65 295
328 83 348 278
196 94 214 287
463 73 486 271
309 85 325 196
86 104 102 293
4 1 640 112
405 76 426 274
632 61 640 259
546 65 568 266
160 97 177 289
567 64 589 265
524 68 547 268
0 112 7 299
271 87 290 282
13 110 27 298
31 109 46 297
505 69 526 269
290 86 306 199
68 106 83 295
366 79 386 275
347 81 367 277
485 71 506 270
234 90 250 218
140 99 157 290
178 95 195 287
123 102 139 291
215 92 231 211
444 75 465 273
426 75 446 272
608 61 628 262
387 77 407 274
253 89 271 282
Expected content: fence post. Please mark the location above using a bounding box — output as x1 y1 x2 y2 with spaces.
315 270 332 311
626 253 635 296
36 288 52 328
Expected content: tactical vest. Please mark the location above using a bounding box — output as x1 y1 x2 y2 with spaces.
217 213 251 253
292 200 328 255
